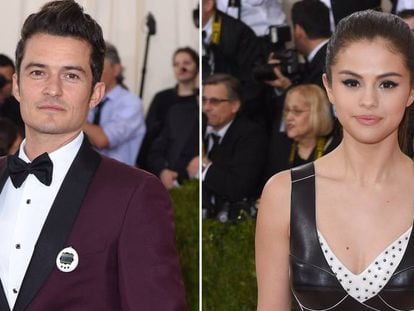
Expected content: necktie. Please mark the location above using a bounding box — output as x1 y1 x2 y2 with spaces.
208 133 221 158
92 98 108 125
7 152 53 188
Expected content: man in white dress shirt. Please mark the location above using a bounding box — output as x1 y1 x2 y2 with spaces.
215 0 286 37
0 1 186 310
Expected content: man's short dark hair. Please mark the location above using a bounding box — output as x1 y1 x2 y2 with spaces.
203 73 241 101
105 41 121 65
105 41 128 88
15 0 105 86
291 0 331 39
0 54 15 71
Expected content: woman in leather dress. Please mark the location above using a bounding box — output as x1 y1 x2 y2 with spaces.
256 10 414 311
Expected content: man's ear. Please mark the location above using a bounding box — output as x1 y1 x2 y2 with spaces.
294 24 306 40
89 82 106 109
12 73 20 102
322 73 335 105
113 63 122 79
231 99 241 114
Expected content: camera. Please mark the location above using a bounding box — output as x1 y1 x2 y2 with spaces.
217 201 230 223
203 197 257 223
253 25 302 82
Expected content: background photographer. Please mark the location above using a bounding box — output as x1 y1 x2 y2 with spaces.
202 0 267 125
256 0 330 134
265 0 331 91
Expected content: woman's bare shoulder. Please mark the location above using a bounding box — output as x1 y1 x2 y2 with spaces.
262 170 291 199
258 170 292 222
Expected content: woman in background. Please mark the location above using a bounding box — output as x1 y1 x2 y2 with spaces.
263 84 337 181
136 47 198 169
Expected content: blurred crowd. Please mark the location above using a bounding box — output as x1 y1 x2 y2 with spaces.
201 0 414 221
1 0 413 206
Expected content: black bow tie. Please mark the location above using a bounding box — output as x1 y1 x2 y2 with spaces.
7 152 53 188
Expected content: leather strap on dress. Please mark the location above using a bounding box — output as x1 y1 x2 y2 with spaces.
290 162 326 265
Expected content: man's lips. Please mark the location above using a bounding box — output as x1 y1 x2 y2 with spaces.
38 104 66 112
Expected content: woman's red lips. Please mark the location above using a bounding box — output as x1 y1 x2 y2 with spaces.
354 115 382 125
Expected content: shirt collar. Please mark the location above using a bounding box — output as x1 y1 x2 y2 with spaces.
205 119 234 142
104 84 123 102
203 16 213 45
307 39 329 63
19 131 84 174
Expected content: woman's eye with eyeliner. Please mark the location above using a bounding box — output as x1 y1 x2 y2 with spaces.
380 81 398 89
342 79 359 88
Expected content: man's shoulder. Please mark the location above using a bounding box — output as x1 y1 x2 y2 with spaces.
216 10 256 37
96 156 160 187
0 155 6 170
217 9 251 30
310 41 328 65
109 85 141 106
153 88 176 99
229 116 267 136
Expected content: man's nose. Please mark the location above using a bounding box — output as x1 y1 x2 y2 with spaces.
43 75 63 97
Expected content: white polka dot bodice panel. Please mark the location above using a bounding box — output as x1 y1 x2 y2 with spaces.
317 227 412 303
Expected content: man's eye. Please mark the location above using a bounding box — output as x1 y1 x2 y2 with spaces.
380 81 398 89
65 73 80 80
30 70 44 78
342 79 359 88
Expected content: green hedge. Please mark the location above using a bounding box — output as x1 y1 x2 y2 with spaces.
202 217 257 310
170 180 199 311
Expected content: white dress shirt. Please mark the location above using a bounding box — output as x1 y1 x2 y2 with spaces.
0 132 83 309
215 0 286 36
307 39 329 63
203 16 213 45
87 85 146 166
396 0 414 13
202 121 233 180
319 0 336 32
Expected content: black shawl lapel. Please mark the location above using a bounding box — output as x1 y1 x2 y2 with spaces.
0 157 11 311
0 156 9 189
13 138 101 311
0 282 10 311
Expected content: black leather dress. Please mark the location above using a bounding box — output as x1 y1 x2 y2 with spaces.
290 163 414 310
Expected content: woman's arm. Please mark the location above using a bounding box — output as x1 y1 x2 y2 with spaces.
256 170 292 310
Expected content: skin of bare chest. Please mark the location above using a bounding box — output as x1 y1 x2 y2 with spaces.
315 175 414 274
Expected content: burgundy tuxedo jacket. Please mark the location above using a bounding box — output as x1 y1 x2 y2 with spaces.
0 138 187 311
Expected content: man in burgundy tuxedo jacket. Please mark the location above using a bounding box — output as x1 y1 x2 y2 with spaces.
0 1 186 310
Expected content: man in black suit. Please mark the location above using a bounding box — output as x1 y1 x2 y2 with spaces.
266 0 331 90
146 96 199 189
202 73 267 221
0 1 186 310
202 0 265 123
